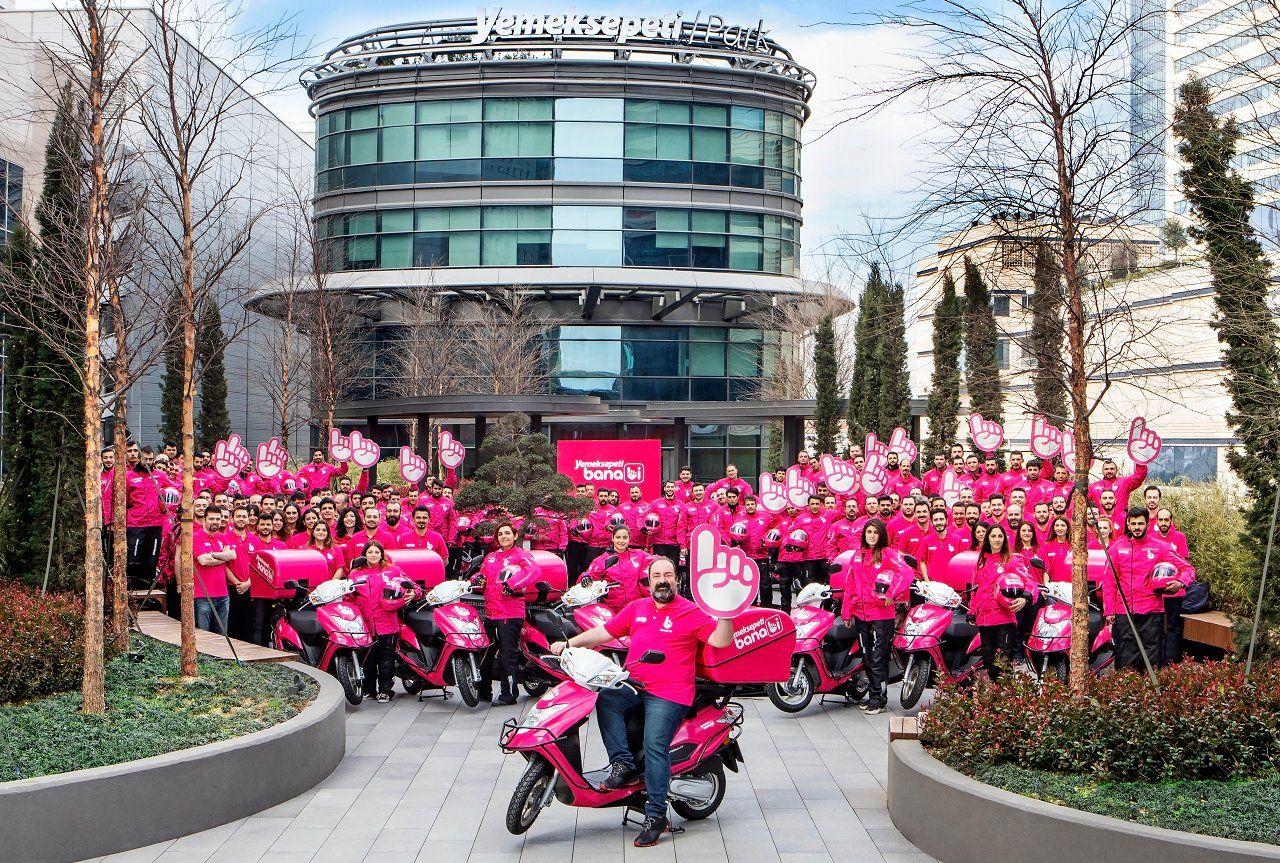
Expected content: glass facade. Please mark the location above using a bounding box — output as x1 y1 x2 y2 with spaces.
0 159 22 245
317 205 799 275
1129 0 1166 222
315 97 801 196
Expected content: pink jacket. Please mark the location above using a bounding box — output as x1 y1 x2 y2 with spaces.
707 476 754 498
1038 538 1072 582
677 500 719 548
586 548 657 610
297 461 344 492
778 511 830 563
1155 526 1189 558
826 518 863 558
734 512 776 559
476 547 540 620
973 471 1005 504
841 547 913 622
527 508 568 551
1101 533 1194 616
1088 464 1148 508
352 564 412 635
618 501 651 547
643 497 682 545
969 555 1030 626
125 468 168 528
587 505 622 547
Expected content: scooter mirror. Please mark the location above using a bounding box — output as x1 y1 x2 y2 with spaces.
827 562 843 574
1029 557 1047 571
638 650 666 664
902 555 918 570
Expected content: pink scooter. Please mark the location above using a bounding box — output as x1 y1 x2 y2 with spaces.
1026 580 1115 682
500 609 795 835
767 582 865 713
519 580 630 698
894 579 985 709
274 578 373 706
395 579 492 707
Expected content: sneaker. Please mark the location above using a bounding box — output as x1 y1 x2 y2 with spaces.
494 692 518 706
375 692 392 703
602 761 638 790
864 704 885 715
634 815 669 847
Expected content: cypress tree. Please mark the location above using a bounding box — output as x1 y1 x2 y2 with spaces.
0 92 86 588
1173 78 1280 554
961 257 1004 429
1030 243 1068 422
195 297 231 451
812 314 839 454
157 294 183 445
923 269 962 455
875 280 911 436
847 264 886 441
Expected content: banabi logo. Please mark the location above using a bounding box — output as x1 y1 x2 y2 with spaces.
732 615 783 650
575 457 643 483
662 617 673 631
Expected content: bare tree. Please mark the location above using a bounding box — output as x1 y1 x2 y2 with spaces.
135 0 302 677
851 0 1174 690
460 290 559 395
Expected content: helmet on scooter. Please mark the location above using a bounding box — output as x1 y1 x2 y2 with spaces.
728 522 749 544
572 517 591 536
455 515 473 533
644 512 660 532
785 529 809 552
763 528 783 550
608 512 626 531
1151 561 1181 593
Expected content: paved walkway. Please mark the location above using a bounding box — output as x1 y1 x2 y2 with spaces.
83 686 934 863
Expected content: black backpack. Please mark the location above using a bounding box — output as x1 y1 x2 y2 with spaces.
1182 581 1210 614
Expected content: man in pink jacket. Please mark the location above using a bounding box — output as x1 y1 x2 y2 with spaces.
706 463 753 499
1089 457 1149 509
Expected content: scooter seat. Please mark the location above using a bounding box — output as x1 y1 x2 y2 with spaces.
827 622 858 649
944 611 978 641
406 608 439 638
288 608 324 638
529 606 578 641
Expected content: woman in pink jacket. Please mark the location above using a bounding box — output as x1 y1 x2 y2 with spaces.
969 524 1030 681
840 519 914 714
584 526 656 611
350 541 415 702
1038 517 1073 583
474 522 540 706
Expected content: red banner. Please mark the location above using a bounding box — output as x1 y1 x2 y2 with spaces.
556 439 662 499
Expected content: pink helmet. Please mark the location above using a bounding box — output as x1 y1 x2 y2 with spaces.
161 487 181 507
785 529 809 552
764 528 783 549
455 515 473 532
874 569 894 595
998 572 1026 600
1151 561 1181 593
644 512 660 532
729 522 749 543
608 512 626 531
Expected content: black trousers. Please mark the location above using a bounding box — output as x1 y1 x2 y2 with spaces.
565 541 590 579
251 598 276 646
1114 611 1163 672
978 624 1017 681
125 526 163 589
856 618 894 708
803 559 828 585
481 618 522 687
1161 596 1184 667
228 588 253 642
765 561 801 613
362 633 397 696
752 559 771 606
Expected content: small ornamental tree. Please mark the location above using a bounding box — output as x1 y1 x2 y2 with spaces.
847 264 886 440
1030 243 1069 422
812 314 839 454
195 297 230 451
453 412 592 524
923 269 962 456
962 256 1004 426
875 280 911 436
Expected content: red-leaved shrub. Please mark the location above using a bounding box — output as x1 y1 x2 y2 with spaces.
921 663 1280 781
0 582 84 704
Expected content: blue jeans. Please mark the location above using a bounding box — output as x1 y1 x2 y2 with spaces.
596 687 688 819
195 596 230 634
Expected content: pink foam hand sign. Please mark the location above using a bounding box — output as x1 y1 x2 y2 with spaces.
211 434 250 479
864 431 888 458
439 429 466 470
1127 417 1162 466
861 451 889 495
328 427 352 463
1029 414 1064 459
784 465 816 508
820 453 858 495
758 472 788 513
254 437 288 479
347 430 381 469
968 412 1005 454
939 468 962 507
689 524 760 619
887 427 918 464
1060 429 1078 473
399 447 428 484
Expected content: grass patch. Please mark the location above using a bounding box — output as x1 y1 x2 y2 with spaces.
970 764 1280 845
0 635 316 782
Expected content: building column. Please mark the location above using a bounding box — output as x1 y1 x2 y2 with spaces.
782 415 804 461
673 416 687 470
414 414 431 462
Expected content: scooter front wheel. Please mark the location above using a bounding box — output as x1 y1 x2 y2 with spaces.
1048 654 1070 684
451 653 480 707
333 652 364 706
506 758 552 834
522 677 550 699
899 654 932 710
766 659 815 713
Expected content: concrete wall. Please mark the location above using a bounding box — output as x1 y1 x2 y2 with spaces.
0 663 345 863
888 740 1280 863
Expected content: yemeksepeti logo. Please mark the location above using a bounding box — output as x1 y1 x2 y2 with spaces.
732 614 784 650
574 458 644 483
472 8 771 51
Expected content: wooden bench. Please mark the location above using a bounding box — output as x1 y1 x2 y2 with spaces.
136 611 297 663
128 588 167 615
890 716 921 740
1182 610 1235 654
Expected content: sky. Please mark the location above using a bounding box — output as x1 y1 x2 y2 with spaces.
231 0 936 285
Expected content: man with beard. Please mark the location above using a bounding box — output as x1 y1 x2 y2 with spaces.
1022 459 1058 512
672 466 695 502
921 452 949 496
124 441 169 590
645 481 683 564
1103 508 1195 671
974 454 1004 503
676 484 718 573
826 498 865 556
707 463 753 499
1030 501 1054 543
619 485 651 548
1001 451 1027 494
1089 457 1149 510
550 558 734 848
920 508 962 586
712 487 746 533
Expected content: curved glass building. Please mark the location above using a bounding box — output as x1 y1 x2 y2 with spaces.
268 14 819 477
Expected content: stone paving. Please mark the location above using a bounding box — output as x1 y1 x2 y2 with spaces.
82 685 935 863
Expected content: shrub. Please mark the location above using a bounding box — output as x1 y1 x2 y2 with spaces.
921 662 1280 781
1163 482 1260 617
0 581 84 704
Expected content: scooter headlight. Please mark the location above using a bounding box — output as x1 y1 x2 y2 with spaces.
330 615 366 636
524 699 568 728
902 619 927 637
456 620 481 635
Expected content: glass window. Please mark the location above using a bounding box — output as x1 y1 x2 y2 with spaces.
484 122 553 157
557 98 623 121
656 210 689 232
348 130 378 165
485 98 553 121
691 233 727 268
555 121 623 158
656 126 690 160
693 105 728 126
347 212 376 235
692 127 728 162
379 103 414 127
484 206 550 229
349 106 378 130
379 234 412 268
348 235 376 267
730 129 763 165
554 158 623 181
380 209 413 233
692 211 726 233
418 124 481 159
690 338 725 376
728 339 760 377
381 126 414 162
417 99 482 124
731 106 765 130
690 424 727 446
625 338 682 376
625 378 687 401
415 159 481 183
555 206 621 230
553 229 622 266
482 230 551 265
625 124 658 159
731 212 763 235
729 237 762 271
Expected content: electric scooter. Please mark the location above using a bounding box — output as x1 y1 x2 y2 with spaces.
395 578 492 706
1025 580 1115 682
274 578 373 706
766 582 865 713
499 648 743 835
526 579 629 666
894 580 986 709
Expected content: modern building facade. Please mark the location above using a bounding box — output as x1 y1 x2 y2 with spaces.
277 14 822 479
1130 0 1280 233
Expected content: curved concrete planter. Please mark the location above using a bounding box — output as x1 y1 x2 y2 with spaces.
0 662 345 863
888 740 1280 863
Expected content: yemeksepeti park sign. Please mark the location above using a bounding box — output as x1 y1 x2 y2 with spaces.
472 8 772 52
